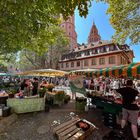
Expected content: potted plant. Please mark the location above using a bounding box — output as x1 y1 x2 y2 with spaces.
38 87 46 98
54 91 66 106
75 97 87 111
8 88 17 98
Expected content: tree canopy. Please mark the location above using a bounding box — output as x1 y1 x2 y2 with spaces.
105 0 140 45
0 0 92 55
0 0 139 57
0 0 59 54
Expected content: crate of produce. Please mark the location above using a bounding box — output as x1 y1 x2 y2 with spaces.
53 118 96 140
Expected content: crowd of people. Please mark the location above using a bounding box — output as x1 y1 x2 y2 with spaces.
0 76 70 96
83 77 140 94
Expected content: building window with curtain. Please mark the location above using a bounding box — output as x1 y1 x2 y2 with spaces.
84 60 88 66
66 62 69 68
77 61 80 67
109 45 116 51
99 58 105 65
91 58 96 65
71 62 74 67
100 47 104 53
109 56 116 64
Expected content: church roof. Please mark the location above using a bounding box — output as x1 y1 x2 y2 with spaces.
88 21 101 43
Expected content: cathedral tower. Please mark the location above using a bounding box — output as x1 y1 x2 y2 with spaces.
88 22 101 44
60 15 77 51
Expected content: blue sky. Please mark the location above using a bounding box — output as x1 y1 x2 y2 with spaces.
75 1 140 62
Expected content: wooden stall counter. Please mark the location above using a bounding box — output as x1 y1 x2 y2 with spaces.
7 97 45 114
0 93 8 105
53 117 96 140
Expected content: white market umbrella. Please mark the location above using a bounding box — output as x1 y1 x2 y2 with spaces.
17 69 68 77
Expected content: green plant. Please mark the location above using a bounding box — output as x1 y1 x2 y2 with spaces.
38 87 46 97
8 88 17 94
75 97 87 111
76 97 87 102
54 91 65 101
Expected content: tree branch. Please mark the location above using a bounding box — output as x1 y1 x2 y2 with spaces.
24 50 40 68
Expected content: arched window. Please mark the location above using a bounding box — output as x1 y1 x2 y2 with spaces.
71 62 74 67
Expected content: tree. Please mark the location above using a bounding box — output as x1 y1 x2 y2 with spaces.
0 0 92 55
0 53 17 72
98 0 140 44
52 0 92 19
17 26 69 70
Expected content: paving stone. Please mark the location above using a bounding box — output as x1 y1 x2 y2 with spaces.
0 114 17 133
37 125 49 134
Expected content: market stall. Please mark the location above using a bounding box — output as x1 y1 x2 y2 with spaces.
68 63 140 129
7 96 45 114
6 69 70 113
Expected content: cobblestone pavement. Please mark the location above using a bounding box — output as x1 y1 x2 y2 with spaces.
0 100 110 140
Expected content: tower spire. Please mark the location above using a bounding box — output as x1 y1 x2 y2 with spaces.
88 21 101 44
93 18 95 25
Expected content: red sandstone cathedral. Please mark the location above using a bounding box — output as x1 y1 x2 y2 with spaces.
59 15 134 71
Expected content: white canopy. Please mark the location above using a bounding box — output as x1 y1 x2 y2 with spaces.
17 69 68 77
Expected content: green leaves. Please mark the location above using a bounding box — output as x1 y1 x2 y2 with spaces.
1 0 139 60
105 0 140 44
55 0 92 19
0 0 59 54
0 0 93 56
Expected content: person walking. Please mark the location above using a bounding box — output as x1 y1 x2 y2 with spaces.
114 79 140 140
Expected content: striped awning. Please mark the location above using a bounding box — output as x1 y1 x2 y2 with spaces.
85 62 140 78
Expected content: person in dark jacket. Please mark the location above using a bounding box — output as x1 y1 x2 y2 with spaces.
32 77 38 96
115 79 140 140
